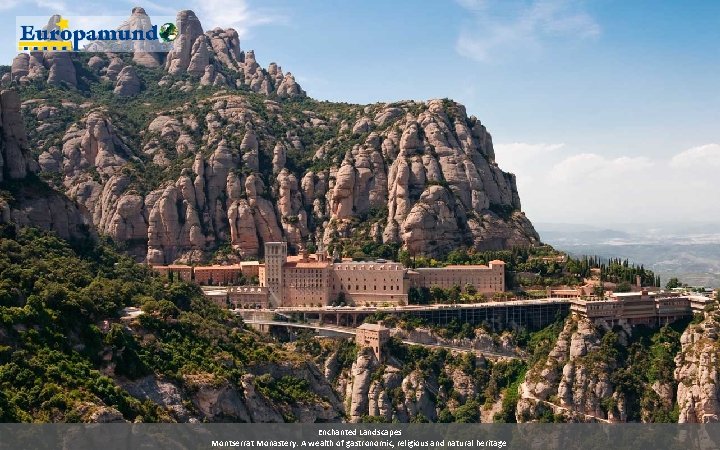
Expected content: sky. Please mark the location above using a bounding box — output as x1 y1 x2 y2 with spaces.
1 0 719 226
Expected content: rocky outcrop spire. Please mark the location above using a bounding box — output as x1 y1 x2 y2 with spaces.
675 312 720 423
121 7 162 68
114 66 141 96
276 72 305 98
0 89 89 240
0 90 32 181
166 10 205 75
162 9 305 98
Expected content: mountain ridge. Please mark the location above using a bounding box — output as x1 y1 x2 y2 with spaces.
1 7 539 263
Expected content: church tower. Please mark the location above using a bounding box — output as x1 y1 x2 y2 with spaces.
263 242 287 307
316 241 326 262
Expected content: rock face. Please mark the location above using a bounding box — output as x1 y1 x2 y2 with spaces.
347 348 377 422
0 90 32 181
675 312 720 423
120 362 344 423
381 100 537 255
30 91 538 263
114 66 141 96
0 89 89 240
515 318 626 423
162 10 306 97
325 341 520 423
10 9 538 263
121 376 193 422
45 52 77 87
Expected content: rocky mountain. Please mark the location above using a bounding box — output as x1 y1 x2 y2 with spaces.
1 7 538 263
514 313 720 424
515 318 628 422
674 312 720 423
313 338 523 423
116 360 344 423
6 8 304 99
0 89 89 240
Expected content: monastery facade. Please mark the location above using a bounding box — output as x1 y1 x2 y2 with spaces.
153 242 507 308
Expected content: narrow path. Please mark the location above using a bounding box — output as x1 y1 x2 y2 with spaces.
401 340 522 360
522 393 612 423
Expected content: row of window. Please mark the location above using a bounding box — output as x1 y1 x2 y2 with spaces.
420 278 501 283
286 282 326 288
335 277 404 283
335 284 401 292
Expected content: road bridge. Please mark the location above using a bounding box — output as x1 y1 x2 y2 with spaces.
240 298 570 332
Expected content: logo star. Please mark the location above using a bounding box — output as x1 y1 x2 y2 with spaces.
55 17 69 30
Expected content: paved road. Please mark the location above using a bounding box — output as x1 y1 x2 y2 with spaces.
406 340 522 360
245 320 357 335
244 319 523 360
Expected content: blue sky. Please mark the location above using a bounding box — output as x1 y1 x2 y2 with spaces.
2 0 719 225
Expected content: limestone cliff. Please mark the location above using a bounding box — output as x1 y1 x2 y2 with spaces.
30 92 538 263
675 311 720 423
0 90 34 182
318 340 522 423
118 362 344 423
515 318 624 422
516 316 687 423
0 89 89 240
8 7 538 262
161 9 305 98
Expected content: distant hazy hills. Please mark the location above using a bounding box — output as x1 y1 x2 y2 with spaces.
536 222 720 288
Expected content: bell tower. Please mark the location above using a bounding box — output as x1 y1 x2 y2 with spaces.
263 242 287 307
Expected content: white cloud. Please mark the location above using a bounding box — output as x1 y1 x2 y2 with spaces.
455 0 487 11
669 143 720 169
455 0 600 62
548 153 654 183
35 0 67 12
495 142 564 166
129 0 177 16
0 0 66 12
497 142 720 223
0 1 19 11
189 0 287 38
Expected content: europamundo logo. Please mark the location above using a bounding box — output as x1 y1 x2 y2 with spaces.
17 15 177 53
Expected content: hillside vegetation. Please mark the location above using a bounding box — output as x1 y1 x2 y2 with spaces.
0 225 337 422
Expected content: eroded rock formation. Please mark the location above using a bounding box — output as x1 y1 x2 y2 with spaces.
675 312 720 423
9 8 537 263
0 89 89 240
28 90 539 263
